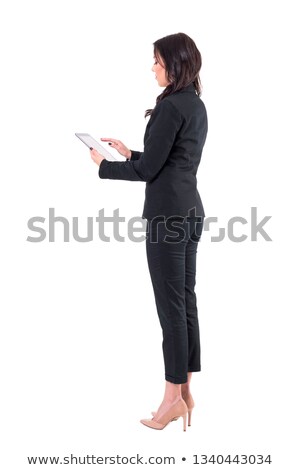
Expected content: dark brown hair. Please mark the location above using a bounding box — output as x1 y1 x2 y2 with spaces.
145 32 202 118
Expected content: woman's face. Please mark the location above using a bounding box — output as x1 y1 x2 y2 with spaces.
152 53 170 87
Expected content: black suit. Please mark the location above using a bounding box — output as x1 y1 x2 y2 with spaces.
98 83 208 384
98 83 208 220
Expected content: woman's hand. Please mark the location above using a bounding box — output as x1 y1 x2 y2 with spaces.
90 148 105 166
100 137 131 159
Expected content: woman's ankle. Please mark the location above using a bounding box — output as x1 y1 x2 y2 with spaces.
181 375 192 396
181 385 190 397
163 392 182 403
163 381 182 401
182 372 192 394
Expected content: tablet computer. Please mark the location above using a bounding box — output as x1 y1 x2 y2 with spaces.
75 133 117 161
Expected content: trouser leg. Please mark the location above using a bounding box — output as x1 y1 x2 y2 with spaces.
146 219 188 384
185 218 204 372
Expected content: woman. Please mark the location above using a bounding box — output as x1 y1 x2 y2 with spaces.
90 32 208 432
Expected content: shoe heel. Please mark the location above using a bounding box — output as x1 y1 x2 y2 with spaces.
188 408 193 426
182 412 187 432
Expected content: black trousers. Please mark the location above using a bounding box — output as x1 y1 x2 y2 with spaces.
145 216 204 384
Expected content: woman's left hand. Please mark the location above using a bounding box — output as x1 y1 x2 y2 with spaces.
90 148 106 166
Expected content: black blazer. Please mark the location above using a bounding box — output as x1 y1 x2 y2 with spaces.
98 83 208 220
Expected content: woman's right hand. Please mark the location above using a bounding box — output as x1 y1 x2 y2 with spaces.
100 138 131 159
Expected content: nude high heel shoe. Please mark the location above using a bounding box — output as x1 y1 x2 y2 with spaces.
183 393 195 426
151 393 195 426
140 396 188 431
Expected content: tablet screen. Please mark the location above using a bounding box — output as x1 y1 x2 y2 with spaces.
75 133 118 161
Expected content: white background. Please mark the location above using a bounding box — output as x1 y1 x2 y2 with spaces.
1 0 299 468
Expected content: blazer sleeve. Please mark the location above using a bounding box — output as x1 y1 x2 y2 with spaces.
98 100 182 183
126 150 142 162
